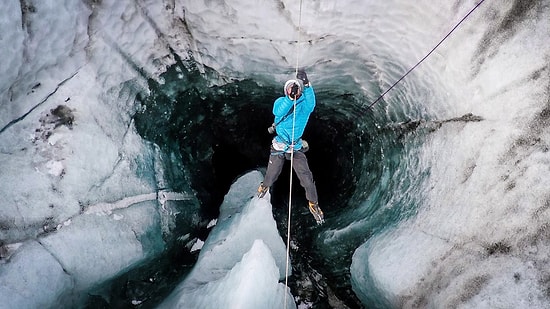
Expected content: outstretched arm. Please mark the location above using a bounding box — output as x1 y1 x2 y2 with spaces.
297 69 315 112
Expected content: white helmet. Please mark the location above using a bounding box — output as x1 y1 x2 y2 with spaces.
283 79 303 99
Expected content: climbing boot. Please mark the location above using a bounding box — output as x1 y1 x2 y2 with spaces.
257 182 269 198
308 201 325 224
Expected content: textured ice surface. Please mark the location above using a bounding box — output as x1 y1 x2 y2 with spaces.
0 0 198 307
159 171 295 309
349 1 550 307
0 0 548 308
0 241 72 308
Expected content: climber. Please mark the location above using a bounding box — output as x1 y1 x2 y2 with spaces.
257 69 324 225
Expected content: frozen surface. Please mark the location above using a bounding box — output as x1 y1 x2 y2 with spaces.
0 0 548 308
0 0 198 307
0 200 169 307
159 171 295 309
349 1 550 307
0 240 72 308
162 239 294 309
0 0 192 243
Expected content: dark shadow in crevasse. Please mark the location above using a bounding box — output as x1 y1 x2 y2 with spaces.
131 57 370 308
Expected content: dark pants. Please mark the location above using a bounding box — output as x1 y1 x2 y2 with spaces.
263 150 318 203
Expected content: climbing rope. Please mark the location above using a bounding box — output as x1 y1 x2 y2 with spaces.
284 0 303 308
279 0 486 305
366 0 487 110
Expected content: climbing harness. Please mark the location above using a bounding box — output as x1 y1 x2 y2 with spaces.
284 0 303 308
366 0 487 110
271 138 303 155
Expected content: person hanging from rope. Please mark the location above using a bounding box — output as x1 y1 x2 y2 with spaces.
257 69 324 225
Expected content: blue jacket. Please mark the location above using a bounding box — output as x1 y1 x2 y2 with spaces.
273 85 315 151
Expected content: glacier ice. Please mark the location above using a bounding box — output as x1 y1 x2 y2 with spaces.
0 0 549 308
0 240 72 308
0 0 200 307
159 170 295 309
348 1 550 307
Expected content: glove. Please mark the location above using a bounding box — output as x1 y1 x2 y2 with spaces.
296 69 309 86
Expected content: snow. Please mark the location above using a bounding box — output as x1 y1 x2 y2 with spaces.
0 0 24 98
41 202 164 289
0 201 165 307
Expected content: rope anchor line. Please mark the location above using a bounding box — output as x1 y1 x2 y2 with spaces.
366 0 487 110
284 0 303 308
280 0 487 306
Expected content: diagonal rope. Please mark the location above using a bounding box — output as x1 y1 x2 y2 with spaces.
365 0 487 110
284 1 303 308
279 1 485 307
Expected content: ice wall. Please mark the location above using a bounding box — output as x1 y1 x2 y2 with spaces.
0 0 548 308
0 0 190 242
0 0 200 307
350 1 550 308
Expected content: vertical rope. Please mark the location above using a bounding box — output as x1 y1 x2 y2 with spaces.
294 0 303 77
283 98 296 309
284 1 303 308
